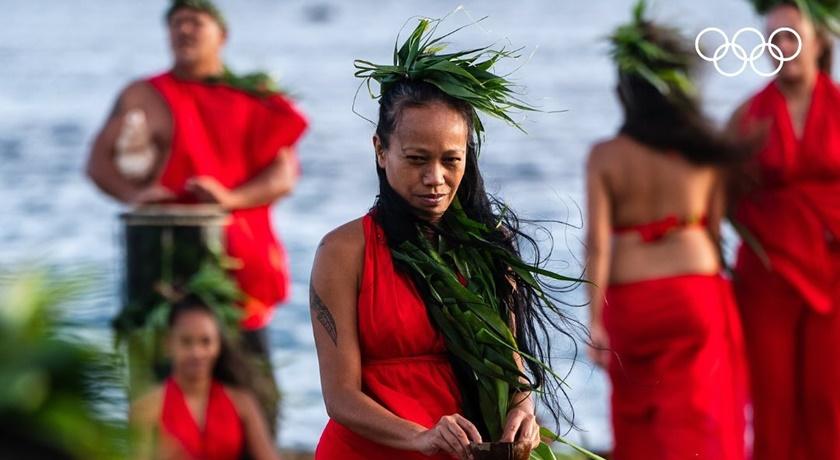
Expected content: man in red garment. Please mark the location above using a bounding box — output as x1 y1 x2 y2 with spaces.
86 0 307 435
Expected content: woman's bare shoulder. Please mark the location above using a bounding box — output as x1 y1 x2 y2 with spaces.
317 217 366 259
222 385 256 417
587 136 627 171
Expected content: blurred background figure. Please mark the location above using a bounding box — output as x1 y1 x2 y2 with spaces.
729 1 840 458
85 0 308 434
130 295 281 460
586 2 749 459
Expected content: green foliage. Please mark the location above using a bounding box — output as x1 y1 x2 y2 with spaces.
751 0 840 34
354 17 539 147
205 66 286 98
0 270 127 459
113 259 242 349
609 0 696 100
392 201 601 460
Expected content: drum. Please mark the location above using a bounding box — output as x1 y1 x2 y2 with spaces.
116 204 229 397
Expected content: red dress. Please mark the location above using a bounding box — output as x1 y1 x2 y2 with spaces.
148 72 308 330
604 217 746 459
314 214 462 460
734 72 840 460
160 378 244 460
604 274 747 460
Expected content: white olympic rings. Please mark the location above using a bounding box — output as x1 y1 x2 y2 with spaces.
695 27 802 77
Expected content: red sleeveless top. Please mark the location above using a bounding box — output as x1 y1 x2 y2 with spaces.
735 72 840 313
315 214 462 460
148 72 308 329
160 378 244 460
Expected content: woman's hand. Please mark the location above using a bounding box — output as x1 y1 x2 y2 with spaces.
587 321 611 369
500 406 540 449
412 414 482 460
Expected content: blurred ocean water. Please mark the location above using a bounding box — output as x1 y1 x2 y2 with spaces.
0 0 789 451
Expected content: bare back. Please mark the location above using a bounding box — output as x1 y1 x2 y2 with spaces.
587 135 723 285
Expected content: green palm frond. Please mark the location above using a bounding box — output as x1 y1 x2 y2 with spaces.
354 17 539 143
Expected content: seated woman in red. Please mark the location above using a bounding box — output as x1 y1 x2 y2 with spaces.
586 6 748 460
130 295 280 460
310 20 577 460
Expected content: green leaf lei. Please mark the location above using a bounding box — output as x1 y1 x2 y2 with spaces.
204 66 286 99
393 201 601 459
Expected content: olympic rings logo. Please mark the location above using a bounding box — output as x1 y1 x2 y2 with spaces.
694 27 802 77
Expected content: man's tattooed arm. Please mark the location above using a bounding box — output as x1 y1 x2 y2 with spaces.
310 283 338 346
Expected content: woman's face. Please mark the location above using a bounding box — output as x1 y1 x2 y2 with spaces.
375 102 469 223
167 309 221 381
767 5 821 83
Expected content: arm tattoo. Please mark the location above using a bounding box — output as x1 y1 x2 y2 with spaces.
310 283 338 346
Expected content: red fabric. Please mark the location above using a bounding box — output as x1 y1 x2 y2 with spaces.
604 275 747 460
160 378 244 460
735 72 840 314
735 254 840 460
734 73 840 459
614 215 708 242
315 214 462 460
148 72 308 330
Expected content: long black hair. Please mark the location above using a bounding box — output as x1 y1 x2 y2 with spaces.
372 80 582 437
618 22 749 165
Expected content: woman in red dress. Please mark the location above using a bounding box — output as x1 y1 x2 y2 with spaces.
729 3 840 459
130 295 280 460
309 22 574 460
586 6 748 459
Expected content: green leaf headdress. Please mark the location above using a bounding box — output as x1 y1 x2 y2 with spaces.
354 16 538 148
609 0 697 101
751 0 840 34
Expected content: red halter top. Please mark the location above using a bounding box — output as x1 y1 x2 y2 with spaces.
160 378 245 460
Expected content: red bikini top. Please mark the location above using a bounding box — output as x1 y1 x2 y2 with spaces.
613 214 708 243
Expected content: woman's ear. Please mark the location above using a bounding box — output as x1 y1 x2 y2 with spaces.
373 135 386 168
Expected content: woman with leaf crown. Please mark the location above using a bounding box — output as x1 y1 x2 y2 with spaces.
727 1 840 458
585 2 748 459
309 16 596 460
